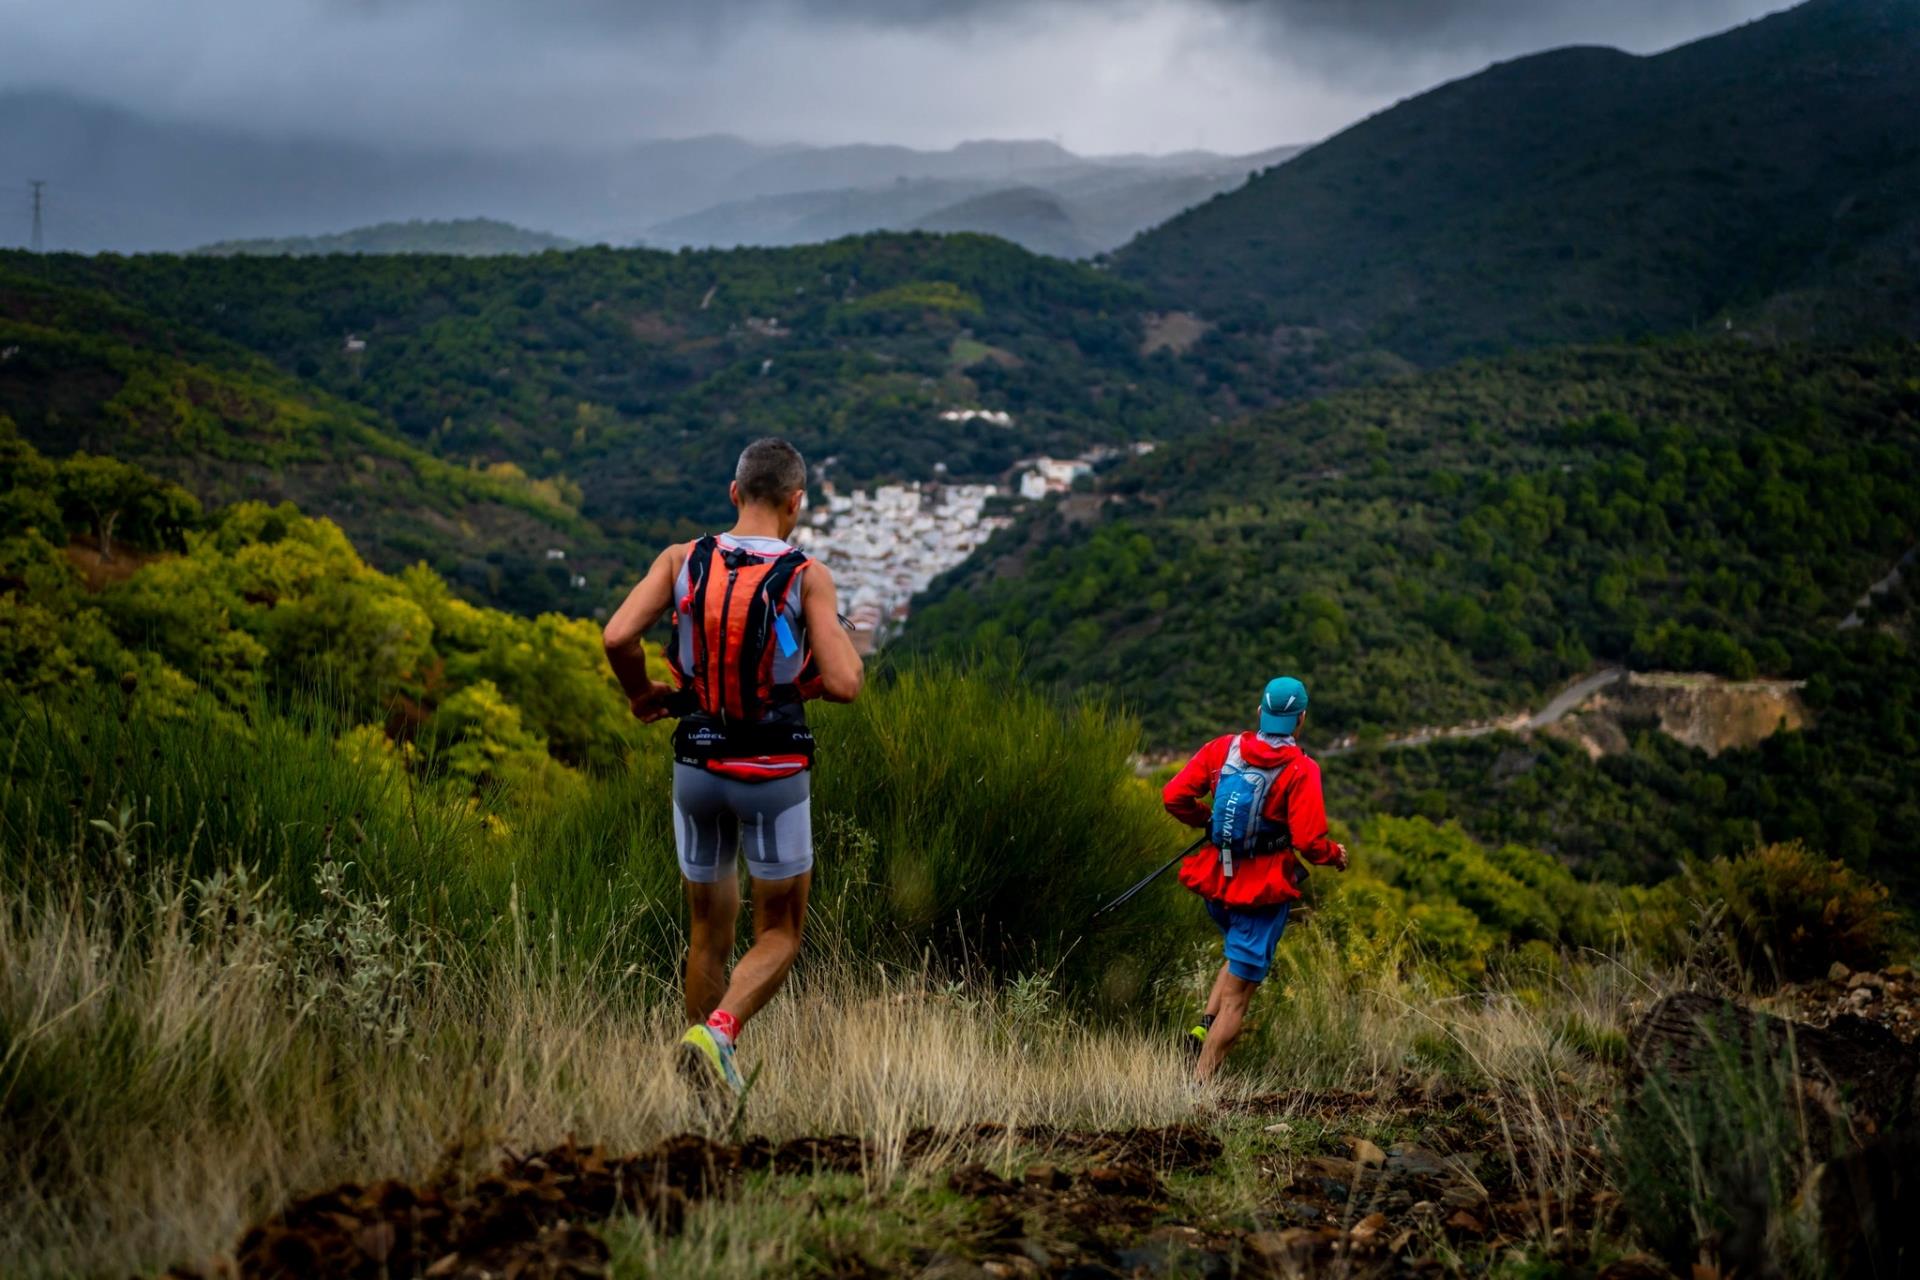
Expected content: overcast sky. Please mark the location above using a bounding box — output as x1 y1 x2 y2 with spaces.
1 0 1792 155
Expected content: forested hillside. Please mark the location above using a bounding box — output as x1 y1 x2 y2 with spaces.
8 235 1204 547
1118 0 1920 398
907 340 1920 895
907 343 1920 737
0 274 608 613
1320 607 1920 899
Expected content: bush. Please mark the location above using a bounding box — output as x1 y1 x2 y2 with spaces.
1639 843 1900 988
1310 815 1623 985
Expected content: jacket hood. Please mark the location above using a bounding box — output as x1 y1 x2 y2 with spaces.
1235 731 1301 768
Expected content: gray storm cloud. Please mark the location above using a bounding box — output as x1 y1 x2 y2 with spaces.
0 0 1790 152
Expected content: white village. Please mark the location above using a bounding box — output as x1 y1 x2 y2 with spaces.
792 425 1154 649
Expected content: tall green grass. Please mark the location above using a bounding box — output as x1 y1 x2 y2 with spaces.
1613 1018 1827 1276
0 663 1197 999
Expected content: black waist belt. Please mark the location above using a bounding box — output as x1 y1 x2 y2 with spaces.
672 715 816 767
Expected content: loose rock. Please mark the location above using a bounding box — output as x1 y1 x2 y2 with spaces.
1342 1136 1388 1168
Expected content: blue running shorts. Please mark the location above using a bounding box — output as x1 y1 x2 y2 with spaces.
1204 898 1294 983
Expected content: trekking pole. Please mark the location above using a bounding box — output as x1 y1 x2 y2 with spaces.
1088 835 1206 923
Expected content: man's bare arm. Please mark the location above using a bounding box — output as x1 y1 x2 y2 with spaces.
800 562 863 702
602 546 681 720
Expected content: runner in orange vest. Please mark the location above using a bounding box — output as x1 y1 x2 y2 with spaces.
603 438 863 1097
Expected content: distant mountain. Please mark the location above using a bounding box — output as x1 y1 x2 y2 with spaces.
912 188 1092 261
0 91 651 251
722 138 1083 195
197 218 575 257
1118 0 1920 374
644 180 996 251
0 90 1298 257
644 146 1305 258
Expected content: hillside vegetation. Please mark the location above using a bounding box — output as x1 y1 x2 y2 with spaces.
1119 0 1920 395
906 343 1920 892
0 275 608 614
4 428 1914 1279
4 492 1909 1276
909 343 1920 737
9 235 1204 546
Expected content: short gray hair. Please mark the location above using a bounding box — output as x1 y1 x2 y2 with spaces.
734 437 807 506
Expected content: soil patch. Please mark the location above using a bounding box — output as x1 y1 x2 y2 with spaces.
166 1136 737 1280
166 1126 1225 1278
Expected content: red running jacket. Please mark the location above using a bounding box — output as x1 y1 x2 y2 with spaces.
1161 733 1344 907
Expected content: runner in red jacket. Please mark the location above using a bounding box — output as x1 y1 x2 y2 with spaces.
1161 676 1347 1083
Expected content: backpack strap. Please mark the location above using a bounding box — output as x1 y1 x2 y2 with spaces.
680 536 721 714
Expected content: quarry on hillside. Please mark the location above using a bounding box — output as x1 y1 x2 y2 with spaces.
1543 671 1810 759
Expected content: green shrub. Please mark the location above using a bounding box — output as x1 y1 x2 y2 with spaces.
1310 815 1623 985
1638 843 1899 987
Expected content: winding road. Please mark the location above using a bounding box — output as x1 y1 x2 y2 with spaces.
1320 668 1626 758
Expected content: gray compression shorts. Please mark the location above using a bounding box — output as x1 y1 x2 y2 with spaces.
671 764 814 883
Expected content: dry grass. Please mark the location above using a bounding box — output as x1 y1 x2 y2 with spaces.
0 865 1673 1278
0 870 1196 1277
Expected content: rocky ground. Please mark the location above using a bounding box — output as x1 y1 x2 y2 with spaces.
1766 963 1919 1043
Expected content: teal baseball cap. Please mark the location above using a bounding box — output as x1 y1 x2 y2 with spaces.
1260 676 1309 735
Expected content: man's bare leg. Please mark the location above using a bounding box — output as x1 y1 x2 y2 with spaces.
712 871 811 1031
1202 961 1235 1020
1196 970 1259 1082
684 877 740 1025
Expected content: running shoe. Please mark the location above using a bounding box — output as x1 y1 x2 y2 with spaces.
678 1024 745 1095
1184 1016 1212 1066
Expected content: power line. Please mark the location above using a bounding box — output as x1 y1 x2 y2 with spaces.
29 179 45 253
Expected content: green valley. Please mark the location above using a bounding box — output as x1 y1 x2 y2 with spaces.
0 273 612 615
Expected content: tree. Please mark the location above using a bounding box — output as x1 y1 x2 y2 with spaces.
0 423 62 538
55 453 199 560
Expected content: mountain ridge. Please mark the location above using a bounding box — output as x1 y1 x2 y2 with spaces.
1117 0 1920 383
0 89 1298 257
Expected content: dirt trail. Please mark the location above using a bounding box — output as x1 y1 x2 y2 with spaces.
159 1081 1651 1279
1321 666 1809 761
1321 668 1625 758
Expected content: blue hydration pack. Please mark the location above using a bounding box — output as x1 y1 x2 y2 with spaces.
1209 739 1291 878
